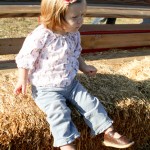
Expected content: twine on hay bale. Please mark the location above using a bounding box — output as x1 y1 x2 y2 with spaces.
0 57 150 150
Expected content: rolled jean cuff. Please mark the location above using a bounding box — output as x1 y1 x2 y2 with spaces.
91 118 113 136
53 133 80 147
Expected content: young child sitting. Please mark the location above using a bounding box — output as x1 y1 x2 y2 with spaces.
14 0 134 149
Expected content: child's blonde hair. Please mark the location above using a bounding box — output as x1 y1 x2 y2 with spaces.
41 0 83 31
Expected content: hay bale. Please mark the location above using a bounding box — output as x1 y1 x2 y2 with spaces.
0 54 149 150
0 73 53 150
77 73 150 150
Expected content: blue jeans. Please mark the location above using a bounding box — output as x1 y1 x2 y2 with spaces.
32 79 113 147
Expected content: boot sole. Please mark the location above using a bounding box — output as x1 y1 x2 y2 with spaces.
103 141 134 149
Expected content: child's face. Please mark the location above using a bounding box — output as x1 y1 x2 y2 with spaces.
64 1 86 33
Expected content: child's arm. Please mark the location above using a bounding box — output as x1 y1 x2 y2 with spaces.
78 55 97 76
14 68 29 95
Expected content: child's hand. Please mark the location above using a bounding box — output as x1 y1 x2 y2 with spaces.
14 80 27 95
14 68 29 95
83 65 97 76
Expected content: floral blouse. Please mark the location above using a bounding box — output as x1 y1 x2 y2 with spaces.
16 24 82 87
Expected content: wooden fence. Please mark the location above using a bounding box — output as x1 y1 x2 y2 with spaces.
1 0 150 18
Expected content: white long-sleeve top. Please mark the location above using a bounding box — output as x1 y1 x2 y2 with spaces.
16 24 82 87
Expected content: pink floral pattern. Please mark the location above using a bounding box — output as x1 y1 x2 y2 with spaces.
16 24 82 87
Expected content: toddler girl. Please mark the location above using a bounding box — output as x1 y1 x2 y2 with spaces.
14 0 134 150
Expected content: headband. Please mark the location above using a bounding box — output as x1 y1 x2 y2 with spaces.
64 0 77 5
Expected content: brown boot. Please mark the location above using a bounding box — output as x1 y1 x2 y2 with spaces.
103 130 134 149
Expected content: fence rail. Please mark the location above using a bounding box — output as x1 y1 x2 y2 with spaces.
0 2 150 18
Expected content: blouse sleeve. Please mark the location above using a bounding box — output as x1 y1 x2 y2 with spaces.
15 27 48 70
